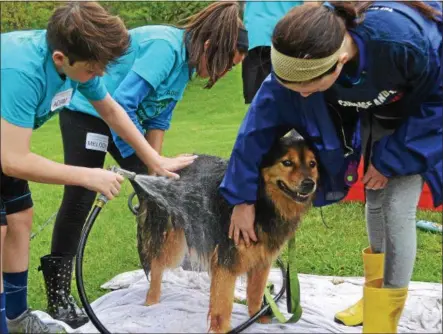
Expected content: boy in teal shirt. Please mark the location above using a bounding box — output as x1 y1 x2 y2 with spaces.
1 30 108 129
1 2 196 333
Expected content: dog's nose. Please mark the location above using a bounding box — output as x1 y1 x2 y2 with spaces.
299 179 315 195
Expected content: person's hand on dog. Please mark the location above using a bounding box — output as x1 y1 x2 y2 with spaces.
229 203 257 247
83 168 124 200
362 164 388 190
152 154 198 180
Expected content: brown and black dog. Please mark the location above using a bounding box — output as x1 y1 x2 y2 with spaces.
135 133 319 333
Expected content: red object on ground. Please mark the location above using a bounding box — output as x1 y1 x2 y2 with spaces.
343 159 442 212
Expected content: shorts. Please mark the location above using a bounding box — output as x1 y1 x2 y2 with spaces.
0 166 34 226
241 46 272 104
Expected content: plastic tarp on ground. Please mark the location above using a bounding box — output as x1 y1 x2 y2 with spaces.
34 267 442 333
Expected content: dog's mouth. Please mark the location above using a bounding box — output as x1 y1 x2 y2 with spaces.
277 180 315 203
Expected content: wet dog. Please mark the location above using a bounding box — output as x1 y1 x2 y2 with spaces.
135 133 319 333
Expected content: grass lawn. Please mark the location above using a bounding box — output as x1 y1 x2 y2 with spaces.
27 66 442 311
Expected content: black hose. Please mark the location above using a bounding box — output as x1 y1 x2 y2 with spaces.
128 191 139 215
76 203 111 334
76 196 287 334
227 257 286 334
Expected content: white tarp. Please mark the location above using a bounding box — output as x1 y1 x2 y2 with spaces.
35 268 442 333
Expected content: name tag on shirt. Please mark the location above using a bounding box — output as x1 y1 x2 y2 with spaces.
51 88 73 111
85 133 109 152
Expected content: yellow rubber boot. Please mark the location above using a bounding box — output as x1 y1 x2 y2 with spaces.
363 282 408 333
334 247 384 326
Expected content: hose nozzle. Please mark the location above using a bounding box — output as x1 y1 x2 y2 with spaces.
95 166 138 205
110 166 137 180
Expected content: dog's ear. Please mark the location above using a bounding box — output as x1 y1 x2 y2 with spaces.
261 137 285 168
283 129 303 140
130 180 148 201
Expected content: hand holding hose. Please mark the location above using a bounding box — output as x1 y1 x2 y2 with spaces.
82 168 124 200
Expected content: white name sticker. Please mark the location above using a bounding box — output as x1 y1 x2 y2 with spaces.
50 88 73 111
85 133 109 152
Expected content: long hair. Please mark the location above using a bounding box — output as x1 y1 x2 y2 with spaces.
178 1 246 88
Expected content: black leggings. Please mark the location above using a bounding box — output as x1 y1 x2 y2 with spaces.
51 109 148 257
241 46 271 104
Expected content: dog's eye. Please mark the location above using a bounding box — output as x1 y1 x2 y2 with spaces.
281 160 293 167
309 161 317 168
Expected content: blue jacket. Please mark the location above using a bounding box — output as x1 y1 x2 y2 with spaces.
220 1 442 208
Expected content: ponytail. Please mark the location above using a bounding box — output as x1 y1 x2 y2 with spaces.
330 1 441 26
180 1 246 88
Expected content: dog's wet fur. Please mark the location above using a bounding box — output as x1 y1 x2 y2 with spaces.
136 134 319 333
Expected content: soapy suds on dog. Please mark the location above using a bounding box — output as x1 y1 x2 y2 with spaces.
133 173 222 271
133 174 212 221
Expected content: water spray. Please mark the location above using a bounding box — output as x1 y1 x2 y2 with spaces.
75 166 286 334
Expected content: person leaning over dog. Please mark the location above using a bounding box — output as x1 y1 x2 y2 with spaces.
0 2 197 333
241 0 302 104
219 1 442 333
39 1 248 328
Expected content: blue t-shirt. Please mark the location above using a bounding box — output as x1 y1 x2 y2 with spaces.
68 25 191 157
1 30 107 130
243 1 302 50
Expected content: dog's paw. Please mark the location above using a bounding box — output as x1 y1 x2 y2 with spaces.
208 327 230 334
257 315 272 324
144 294 160 306
144 300 160 306
207 326 218 334
207 315 231 334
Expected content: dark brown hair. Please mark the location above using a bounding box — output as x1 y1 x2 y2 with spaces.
179 1 246 88
46 1 130 70
272 1 441 83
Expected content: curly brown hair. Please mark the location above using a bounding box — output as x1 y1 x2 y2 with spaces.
46 1 130 70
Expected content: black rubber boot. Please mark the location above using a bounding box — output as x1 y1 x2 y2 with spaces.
39 255 89 329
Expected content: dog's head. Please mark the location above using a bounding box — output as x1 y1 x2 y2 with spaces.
260 132 319 216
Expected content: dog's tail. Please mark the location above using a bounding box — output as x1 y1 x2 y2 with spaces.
137 220 151 277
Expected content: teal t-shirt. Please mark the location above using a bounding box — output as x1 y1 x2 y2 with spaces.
243 1 303 50
69 25 191 122
1 30 107 130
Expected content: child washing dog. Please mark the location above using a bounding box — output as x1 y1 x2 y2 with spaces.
220 1 442 333
0 2 196 333
41 1 248 327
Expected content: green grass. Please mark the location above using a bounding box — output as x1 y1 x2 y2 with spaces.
27 66 442 311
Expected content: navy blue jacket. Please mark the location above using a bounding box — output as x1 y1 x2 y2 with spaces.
220 1 442 208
